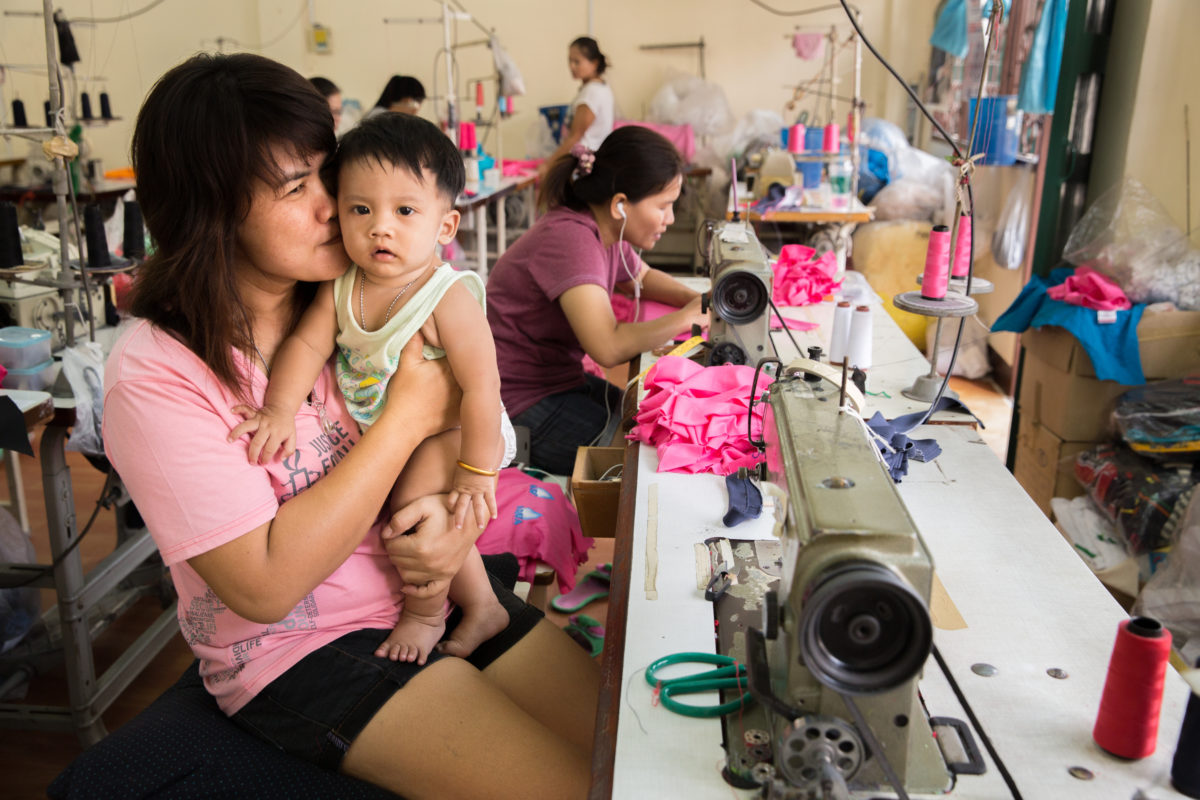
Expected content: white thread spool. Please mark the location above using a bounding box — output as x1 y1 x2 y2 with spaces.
829 300 852 365
846 304 873 370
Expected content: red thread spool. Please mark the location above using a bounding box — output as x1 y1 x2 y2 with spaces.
921 225 951 300
951 214 972 278
788 124 805 155
1093 616 1172 759
475 81 485 109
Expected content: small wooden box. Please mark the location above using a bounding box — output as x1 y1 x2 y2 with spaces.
570 447 624 539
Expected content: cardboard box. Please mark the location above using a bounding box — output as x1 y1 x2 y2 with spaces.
1019 309 1200 441
1012 414 1099 518
570 447 625 539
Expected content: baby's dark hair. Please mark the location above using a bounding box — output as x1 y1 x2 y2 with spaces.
325 112 464 205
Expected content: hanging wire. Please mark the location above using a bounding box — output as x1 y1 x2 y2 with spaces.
71 0 167 25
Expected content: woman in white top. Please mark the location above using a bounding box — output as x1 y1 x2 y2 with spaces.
539 37 614 178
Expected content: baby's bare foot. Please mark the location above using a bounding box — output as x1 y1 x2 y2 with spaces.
376 611 446 665
438 597 510 658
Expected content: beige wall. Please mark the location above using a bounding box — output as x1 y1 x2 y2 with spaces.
3 0 940 171
1090 0 1200 246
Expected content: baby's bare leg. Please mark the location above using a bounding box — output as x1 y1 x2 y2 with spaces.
389 430 461 512
438 545 511 658
377 583 450 665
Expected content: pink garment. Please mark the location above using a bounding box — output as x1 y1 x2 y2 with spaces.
772 244 842 306
771 316 819 332
1046 264 1132 311
613 120 696 164
501 158 542 177
475 469 593 593
103 321 403 715
488 207 638 417
792 32 825 60
628 356 774 476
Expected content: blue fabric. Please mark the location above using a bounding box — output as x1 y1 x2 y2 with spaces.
1017 0 1069 114
865 396 975 482
992 267 1147 384
723 474 763 527
930 0 969 58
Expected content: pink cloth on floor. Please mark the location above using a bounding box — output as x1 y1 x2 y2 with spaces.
628 356 774 475
792 32 825 60
1046 264 1132 311
613 120 696 164
772 244 841 307
475 468 594 593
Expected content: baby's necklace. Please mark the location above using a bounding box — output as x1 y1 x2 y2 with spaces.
359 268 418 330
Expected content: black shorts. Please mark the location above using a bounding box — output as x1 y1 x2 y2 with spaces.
230 571 542 770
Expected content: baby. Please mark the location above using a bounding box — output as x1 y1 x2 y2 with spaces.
230 112 513 664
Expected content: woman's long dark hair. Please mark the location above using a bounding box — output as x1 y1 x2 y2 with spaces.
539 125 683 212
130 53 335 397
373 75 426 109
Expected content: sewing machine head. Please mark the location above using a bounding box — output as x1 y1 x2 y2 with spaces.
740 363 950 797
703 220 775 369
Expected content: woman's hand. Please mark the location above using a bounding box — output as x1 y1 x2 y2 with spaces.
380 333 461 439
382 494 478 592
680 293 710 332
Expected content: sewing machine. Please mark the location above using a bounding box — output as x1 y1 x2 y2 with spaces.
703 220 776 368
711 361 976 798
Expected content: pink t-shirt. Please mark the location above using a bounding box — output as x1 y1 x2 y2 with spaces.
102 320 404 715
486 206 636 416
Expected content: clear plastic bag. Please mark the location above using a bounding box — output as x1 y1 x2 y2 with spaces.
60 342 105 457
1062 178 1198 307
1133 488 1200 665
0 507 38 654
991 168 1033 269
1112 378 1200 460
646 73 735 139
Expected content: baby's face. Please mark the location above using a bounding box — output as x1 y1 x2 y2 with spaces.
337 158 458 285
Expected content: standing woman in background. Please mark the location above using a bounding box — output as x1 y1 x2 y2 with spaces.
538 37 615 178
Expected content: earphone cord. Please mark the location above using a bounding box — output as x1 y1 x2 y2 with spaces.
617 211 641 322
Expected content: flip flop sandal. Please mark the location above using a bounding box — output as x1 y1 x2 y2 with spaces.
550 563 612 613
564 622 604 658
569 613 606 637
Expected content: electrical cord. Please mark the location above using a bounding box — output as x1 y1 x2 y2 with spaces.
8 471 119 589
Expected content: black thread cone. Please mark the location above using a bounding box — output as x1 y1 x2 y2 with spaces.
11 99 27 128
80 92 93 120
99 92 113 120
83 204 112 268
123 200 144 258
0 203 22 269
1173 673 1200 798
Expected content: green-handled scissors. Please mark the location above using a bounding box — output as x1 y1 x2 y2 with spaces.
645 652 753 718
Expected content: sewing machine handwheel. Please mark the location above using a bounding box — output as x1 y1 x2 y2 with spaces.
707 341 747 366
799 563 933 695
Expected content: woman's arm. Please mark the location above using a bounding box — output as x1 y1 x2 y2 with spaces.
558 282 707 369
189 335 462 623
539 104 596 177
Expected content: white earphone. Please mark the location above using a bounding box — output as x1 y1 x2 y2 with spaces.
617 201 626 219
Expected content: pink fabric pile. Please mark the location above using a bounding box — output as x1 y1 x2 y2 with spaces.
772 244 841 307
628 356 774 475
475 468 594 593
613 120 696 164
1046 264 1132 311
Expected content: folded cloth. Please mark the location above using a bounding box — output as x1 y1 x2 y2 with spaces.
476 468 594 593
628 356 773 476
772 245 841 307
863 397 978 482
993 266 1146 385
1046 264 1132 311
792 32 825 60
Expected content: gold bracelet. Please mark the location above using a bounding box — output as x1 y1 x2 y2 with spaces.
456 459 498 477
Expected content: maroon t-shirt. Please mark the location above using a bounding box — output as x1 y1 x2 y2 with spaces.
486 206 637 417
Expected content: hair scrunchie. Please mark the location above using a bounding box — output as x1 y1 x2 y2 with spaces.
569 142 595 178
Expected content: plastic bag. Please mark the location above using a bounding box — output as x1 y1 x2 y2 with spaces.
646 73 734 139
1112 377 1200 460
60 341 105 457
991 168 1033 269
1074 445 1199 553
490 35 526 97
868 179 944 221
928 315 990 379
0 507 38 655
1062 178 1199 307
1133 488 1200 665
524 113 557 159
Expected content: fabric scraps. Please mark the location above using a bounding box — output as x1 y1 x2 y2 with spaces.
475 468 593 593
723 473 763 527
993 266 1147 385
1046 264 1132 311
863 396 977 482
772 244 841 307
628 356 773 476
